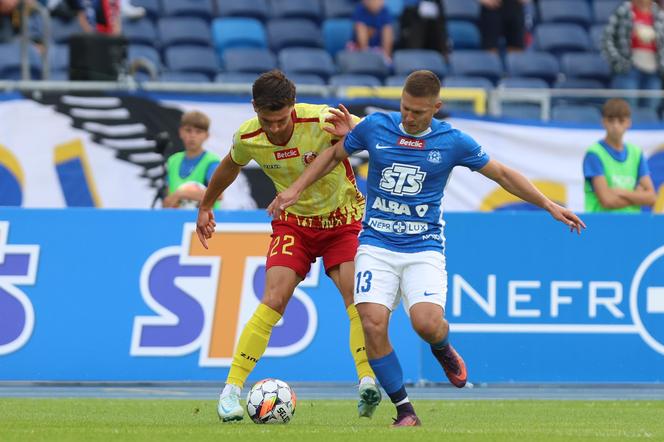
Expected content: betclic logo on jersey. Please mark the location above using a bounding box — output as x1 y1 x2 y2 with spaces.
397 137 425 149
451 244 664 356
274 148 300 161
130 223 319 366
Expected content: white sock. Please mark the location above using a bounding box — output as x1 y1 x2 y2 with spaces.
359 376 375 386
395 397 410 406
221 383 241 397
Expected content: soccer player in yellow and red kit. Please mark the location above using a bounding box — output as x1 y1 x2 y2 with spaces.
195 70 381 422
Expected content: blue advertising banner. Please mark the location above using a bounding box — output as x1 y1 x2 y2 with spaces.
0 209 662 383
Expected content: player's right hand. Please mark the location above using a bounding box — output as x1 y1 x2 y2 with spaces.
196 208 216 249
267 188 300 219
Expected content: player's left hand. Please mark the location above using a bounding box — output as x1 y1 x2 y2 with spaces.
267 187 301 219
548 204 586 235
324 104 354 137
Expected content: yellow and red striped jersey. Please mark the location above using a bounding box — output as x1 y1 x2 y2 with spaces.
231 103 365 228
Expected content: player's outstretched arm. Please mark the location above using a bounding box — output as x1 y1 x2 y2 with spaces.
267 141 350 218
323 104 356 138
196 153 242 249
478 159 586 234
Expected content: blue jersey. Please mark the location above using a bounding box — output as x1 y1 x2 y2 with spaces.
344 112 490 253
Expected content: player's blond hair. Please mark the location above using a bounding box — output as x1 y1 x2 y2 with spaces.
404 70 441 98
602 98 631 119
180 111 210 131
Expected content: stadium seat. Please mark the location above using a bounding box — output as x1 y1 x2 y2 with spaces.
322 0 354 18
593 0 622 24
560 53 611 85
50 17 85 44
329 74 382 87
222 48 277 74
499 77 549 89
216 0 270 22
554 78 605 89
590 24 606 52
49 70 69 81
336 50 390 79
215 72 260 84
506 51 560 85
450 50 503 84
270 0 323 23
445 0 480 22
538 1 592 27
211 18 267 56
631 107 660 124
0 41 42 79
501 103 543 120
162 0 214 20
287 73 327 86
385 75 408 86
322 18 353 56
267 19 324 51
132 0 161 19
534 23 591 55
158 17 212 48
448 20 481 50
551 104 602 124
129 44 162 72
122 18 158 46
443 75 494 90
393 49 447 77
279 47 336 79
385 0 404 18
164 45 221 79
160 71 212 82
49 44 69 74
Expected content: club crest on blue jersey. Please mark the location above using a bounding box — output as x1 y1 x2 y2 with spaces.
427 150 442 164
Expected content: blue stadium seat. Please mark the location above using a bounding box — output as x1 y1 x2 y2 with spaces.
336 50 390 79
322 0 354 18
50 17 85 44
631 107 660 124
446 0 480 22
554 78 604 89
287 73 327 86
448 20 480 50
50 70 69 81
158 17 212 47
551 104 602 124
560 53 611 85
443 76 494 90
501 103 543 120
506 51 560 85
499 77 549 89
164 45 221 79
271 0 323 23
385 0 404 18
162 0 213 20
538 1 592 27
129 44 162 72
593 0 622 24
279 47 336 79
222 48 277 74
215 72 260 84
450 50 503 84
0 41 42 79
534 23 591 55
385 75 408 86
329 74 382 87
216 0 270 22
393 49 446 77
211 18 267 55
590 24 605 52
322 18 353 56
122 18 158 46
160 71 212 82
132 0 162 19
267 19 323 51
49 44 69 74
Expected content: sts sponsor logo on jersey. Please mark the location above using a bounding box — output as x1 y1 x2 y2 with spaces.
379 163 426 196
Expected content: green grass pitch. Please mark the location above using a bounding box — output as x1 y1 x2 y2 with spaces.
1 398 662 441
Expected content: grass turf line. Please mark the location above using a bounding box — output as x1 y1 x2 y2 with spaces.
0 399 662 441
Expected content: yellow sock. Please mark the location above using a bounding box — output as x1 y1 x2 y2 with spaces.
226 303 282 389
347 304 375 381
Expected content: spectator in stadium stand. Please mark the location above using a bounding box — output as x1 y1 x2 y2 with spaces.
0 0 19 43
602 0 664 111
397 0 449 58
348 0 394 62
478 0 529 53
583 98 657 213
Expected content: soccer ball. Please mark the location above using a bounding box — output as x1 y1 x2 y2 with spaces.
246 378 296 424
176 181 206 208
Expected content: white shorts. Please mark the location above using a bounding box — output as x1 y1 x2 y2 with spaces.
354 244 448 312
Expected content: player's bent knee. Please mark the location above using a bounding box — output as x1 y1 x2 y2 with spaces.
261 291 291 314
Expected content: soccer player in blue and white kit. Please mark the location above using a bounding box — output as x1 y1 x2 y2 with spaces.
269 70 586 427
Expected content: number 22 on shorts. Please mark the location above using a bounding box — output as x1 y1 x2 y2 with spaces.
270 234 295 256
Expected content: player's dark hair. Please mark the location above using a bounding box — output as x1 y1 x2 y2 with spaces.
602 98 631 119
403 70 441 98
252 70 296 111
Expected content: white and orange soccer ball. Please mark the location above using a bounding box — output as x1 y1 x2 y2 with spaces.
246 378 296 424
